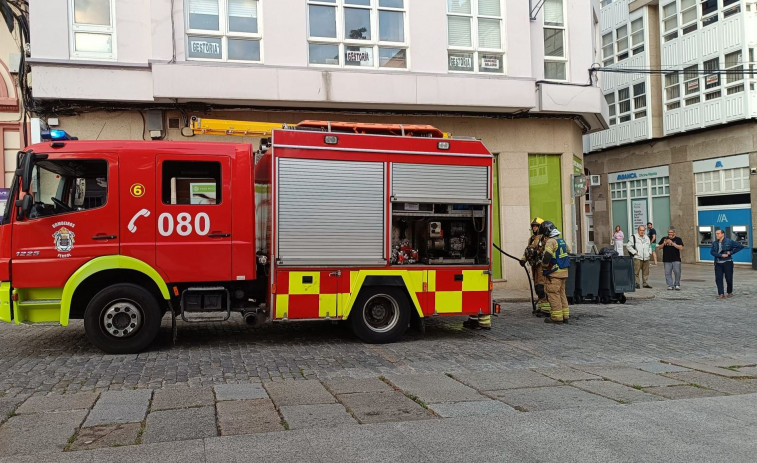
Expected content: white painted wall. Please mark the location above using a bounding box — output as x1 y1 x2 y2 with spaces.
29 0 606 129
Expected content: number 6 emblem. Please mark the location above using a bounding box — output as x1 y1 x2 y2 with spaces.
130 183 145 197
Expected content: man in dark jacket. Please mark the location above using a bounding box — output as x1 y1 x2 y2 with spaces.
710 229 744 299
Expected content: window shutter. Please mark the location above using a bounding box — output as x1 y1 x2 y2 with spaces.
228 0 257 18
544 0 563 26
448 0 471 15
477 0 500 16
478 18 501 49
189 0 219 15
448 16 472 47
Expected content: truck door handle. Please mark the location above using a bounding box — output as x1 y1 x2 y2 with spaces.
92 235 117 240
208 233 231 238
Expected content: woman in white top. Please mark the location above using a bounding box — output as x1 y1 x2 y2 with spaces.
613 225 625 255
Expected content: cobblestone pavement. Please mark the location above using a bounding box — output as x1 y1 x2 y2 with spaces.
1 264 756 457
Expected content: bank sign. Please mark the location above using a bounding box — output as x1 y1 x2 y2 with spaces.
609 165 669 183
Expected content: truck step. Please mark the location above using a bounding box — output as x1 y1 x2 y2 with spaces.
180 287 231 323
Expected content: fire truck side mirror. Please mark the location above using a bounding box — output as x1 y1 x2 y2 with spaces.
18 154 34 194
15 194 32 220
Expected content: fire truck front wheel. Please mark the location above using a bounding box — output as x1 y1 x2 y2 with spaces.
350 287 410 344
83 283 162 354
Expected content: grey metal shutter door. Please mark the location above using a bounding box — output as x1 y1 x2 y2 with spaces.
277 158 385 265
392 163 489 202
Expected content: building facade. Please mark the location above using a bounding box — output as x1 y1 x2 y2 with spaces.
586 0 757 264
25 0 608 289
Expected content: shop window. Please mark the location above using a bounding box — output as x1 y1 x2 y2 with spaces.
651 176 670 196
630 18 644 55
611 181 627 200
633 82 646 119
309 0 408 69
162 161 222 205
695 171 720 195
70 0 116 60
615 24 628 61
447 0 504 73
662 2 678 41
723 167 749 192
186 0 261 62
618 87 631 123
629 179 647 199
543 0 566 80
605 92 617 125
602 32 614 66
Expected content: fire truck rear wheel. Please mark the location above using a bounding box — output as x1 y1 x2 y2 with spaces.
350 287 410 344
84 283 162 354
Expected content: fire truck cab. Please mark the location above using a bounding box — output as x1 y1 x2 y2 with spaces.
0 122 494 354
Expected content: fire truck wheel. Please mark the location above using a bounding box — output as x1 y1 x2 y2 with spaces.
350 287 410 344
84 283 162 354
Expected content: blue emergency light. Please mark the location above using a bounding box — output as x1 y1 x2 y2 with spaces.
40 129 78 141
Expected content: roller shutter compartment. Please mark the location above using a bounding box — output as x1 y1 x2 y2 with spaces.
391 163 489 203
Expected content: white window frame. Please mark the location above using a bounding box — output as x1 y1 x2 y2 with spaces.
602 32 614 66
615 24 628 61
543 0 567 81
680 0 698 35
308 0 409 69
683 64 700 106
185 0 263 63
69 0 117 60
618 87 631 123
664 72 681 110
630 17 644 55
605 92 617 126
446 0 505 74
633 82 646 119
700 0 718 27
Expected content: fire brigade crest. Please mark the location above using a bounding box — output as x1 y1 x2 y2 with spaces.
53 227 75 253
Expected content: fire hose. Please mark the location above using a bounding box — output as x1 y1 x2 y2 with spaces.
492 243 538 314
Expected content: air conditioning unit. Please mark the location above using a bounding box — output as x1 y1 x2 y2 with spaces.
589 175 601 186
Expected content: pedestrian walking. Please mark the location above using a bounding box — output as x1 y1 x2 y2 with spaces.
710 228 744 299
659 227 684 290
627 225 652 288
647 222 658 266
613 225 625 256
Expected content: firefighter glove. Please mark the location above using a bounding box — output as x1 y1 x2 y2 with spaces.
542 251 553 266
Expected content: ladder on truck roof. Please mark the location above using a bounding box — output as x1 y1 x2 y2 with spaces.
190 116 448 138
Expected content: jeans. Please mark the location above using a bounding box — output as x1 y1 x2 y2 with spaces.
664 261 681 287
714 260 734 295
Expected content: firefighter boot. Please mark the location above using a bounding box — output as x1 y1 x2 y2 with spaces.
562 306 570 324
544 307 563 324
537 300 551 317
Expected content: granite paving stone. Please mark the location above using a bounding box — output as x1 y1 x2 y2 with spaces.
636 362 692 374
663 360 748 378
336 390 436 424
428 400 516 418
151 386 215 411
0 409 87 456
644 385 728 400
213 383 268 401
533 367 602 382
0 398 21 425
384 373 487 403
574 367 685 388
16 392 99 414
216 399 284 435
735 366 757 377
69 423 142 451
570 380 665 404
453 370 561 391
323 378 394 395
306 422 432 463
264 379 336 406
84 389 152 427
0 454 93 463
91 439 206 463
492 386 618 412
142 406 217 443
663 371 757 395
279 403 357 429
204 431 315 463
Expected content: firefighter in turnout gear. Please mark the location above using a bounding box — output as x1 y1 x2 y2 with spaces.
522 217 551 316
539 221 571 324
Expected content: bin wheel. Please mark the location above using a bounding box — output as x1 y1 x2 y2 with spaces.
600 296 609 304
619 294 627 304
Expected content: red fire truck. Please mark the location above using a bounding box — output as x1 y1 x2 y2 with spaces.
0 119 494 353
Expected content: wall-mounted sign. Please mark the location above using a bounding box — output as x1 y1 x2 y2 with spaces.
693 153 749 173
345 47 373 66
609 165 669 183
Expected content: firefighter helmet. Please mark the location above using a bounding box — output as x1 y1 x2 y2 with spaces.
538 220 557 238
530 217 544 226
